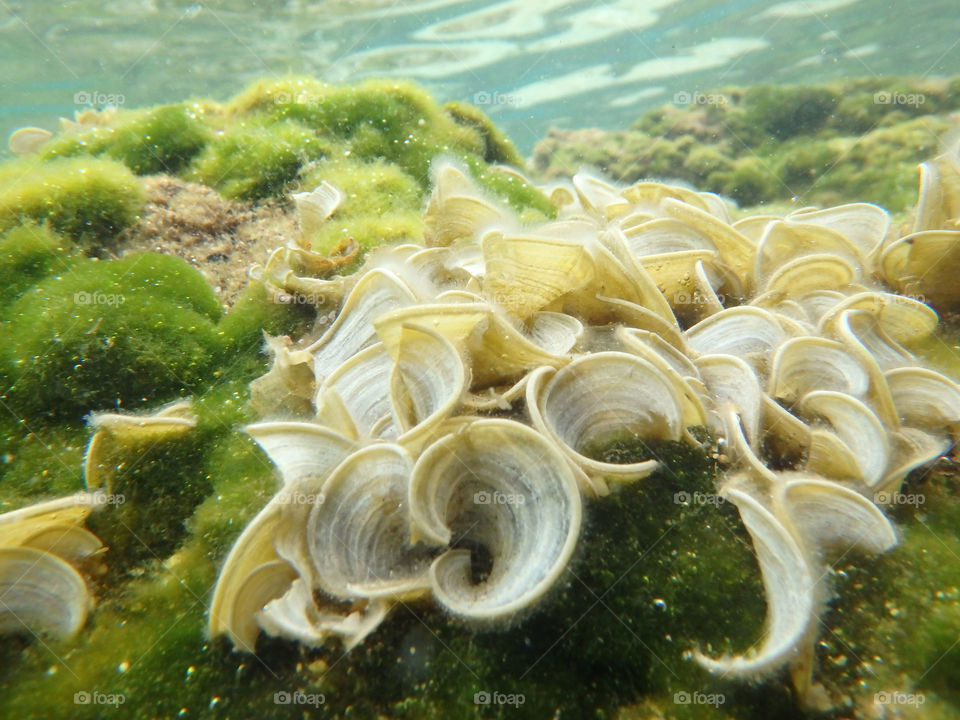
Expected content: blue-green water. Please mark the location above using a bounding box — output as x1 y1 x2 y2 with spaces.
2 0 959 153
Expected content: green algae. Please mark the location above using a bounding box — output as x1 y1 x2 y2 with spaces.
532 76 957 212
44 104 213 176
214 279 314 354
0 224 77 307
187 118 329 201
0 421 87 510
1 253 222 423
0 157 145 243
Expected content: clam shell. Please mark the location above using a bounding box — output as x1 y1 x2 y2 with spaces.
292 181 344 245
480 229 594 319
800 391 889 487
387 324 468 446
8 127 53 155
787 203 890 258
245 421 356 486
423 161 513 247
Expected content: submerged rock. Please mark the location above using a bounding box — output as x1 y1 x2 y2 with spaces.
1 76 959 720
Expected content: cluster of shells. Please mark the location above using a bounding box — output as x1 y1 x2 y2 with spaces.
3 139 959 705
208 143 960 699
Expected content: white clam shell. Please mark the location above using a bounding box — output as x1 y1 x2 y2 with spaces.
245 421 356 486
799 391 889 487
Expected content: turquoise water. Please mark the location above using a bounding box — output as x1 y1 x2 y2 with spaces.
2 0 959 152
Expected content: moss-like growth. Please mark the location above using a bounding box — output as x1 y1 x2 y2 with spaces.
442 100 525 167
463 155 557 221
713 156 778 207
534 75 960 212
741 85 840 140
225 78 532 195
44 104 212 175
0 223 76 306
0 157 145 242
1 253 222 423
214 279 314 354
188 119 328 200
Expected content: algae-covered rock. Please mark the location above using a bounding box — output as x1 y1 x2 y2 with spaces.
533 76 958 212
0 223 76 307
1 253 222 422
3 75 960 720
44 103 213 176
0 157 145 242
188 118 329 201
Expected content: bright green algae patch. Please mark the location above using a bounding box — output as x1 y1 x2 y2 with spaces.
44 104 213 176
26 77 553 270
1 253 222 423
532 76 960 212
0 157 145 242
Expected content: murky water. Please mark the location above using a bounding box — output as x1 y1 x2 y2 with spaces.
3 0 959 152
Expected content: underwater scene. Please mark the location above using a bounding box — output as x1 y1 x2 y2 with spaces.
3 1 960 719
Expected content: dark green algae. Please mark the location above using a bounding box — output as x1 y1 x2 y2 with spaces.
0 77 959 719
